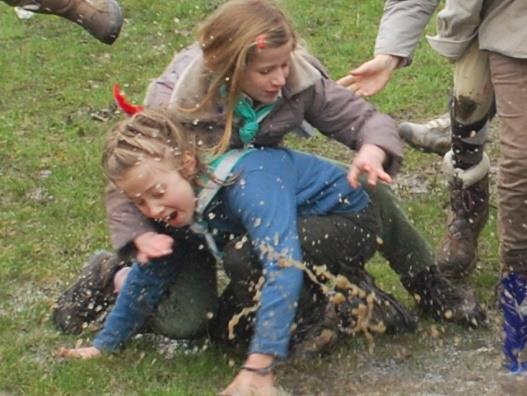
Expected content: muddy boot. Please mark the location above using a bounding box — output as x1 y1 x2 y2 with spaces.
398 112 451 156
402 266 486 328
52 251 124 334
336 268 417 335
437 152 490 279
5 0 123 44
289 297 340 359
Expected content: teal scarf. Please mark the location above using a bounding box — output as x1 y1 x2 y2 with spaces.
234 97 275 144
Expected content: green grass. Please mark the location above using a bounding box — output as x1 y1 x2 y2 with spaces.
0 0 500 394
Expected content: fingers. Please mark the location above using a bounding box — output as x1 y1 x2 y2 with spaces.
376 169 393 185
347 165 361 189
135 233 174 264
136 251 149 265
366 165 378 186
350 61 372 76
336 74 354 87
348 164 393 189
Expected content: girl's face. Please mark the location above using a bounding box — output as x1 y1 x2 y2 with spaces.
116 156 197 228
240 40 293 104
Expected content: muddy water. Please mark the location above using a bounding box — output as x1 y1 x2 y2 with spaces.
278 310 527 395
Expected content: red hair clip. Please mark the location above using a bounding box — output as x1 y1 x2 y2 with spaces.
113 83 144 116
255 34 266 49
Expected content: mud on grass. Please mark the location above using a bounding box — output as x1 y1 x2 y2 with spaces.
279 309 527 396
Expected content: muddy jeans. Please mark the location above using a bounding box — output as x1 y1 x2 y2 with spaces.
488 53 527 274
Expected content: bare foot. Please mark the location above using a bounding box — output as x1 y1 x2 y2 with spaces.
56 346 102 360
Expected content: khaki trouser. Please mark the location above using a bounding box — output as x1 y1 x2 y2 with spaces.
453 40 494 126
488 53 527 274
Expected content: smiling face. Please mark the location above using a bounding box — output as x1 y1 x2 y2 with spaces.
240 41 293 104
116 157 197 228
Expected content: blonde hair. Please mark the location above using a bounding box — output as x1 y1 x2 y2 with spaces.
195 0 297 156
102 109 208 186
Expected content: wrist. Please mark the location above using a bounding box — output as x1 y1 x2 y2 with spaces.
376 54 402 71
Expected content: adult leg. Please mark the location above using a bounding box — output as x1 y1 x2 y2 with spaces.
437 40 495 278
3 0 122 44
488 53 527 275
489 52 527 371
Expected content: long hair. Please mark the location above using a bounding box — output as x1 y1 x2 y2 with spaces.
194 0 297 156
102 109 208 187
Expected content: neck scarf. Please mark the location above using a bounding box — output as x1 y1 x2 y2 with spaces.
233 96 275 144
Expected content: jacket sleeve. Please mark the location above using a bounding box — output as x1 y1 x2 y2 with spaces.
374 0 439 66
105 184 157 255
426 0 483 60
304 78 403 176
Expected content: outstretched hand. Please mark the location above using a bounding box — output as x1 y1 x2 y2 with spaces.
134 232 174 264
348 144 392 189
336 54 401 97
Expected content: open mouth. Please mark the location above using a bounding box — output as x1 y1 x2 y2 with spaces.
163 211 179 224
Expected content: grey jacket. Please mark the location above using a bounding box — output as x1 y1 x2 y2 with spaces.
376 0 527 63
107 44 402 251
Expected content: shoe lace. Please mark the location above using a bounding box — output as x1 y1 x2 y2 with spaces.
425 113 450 132
451 179 485 217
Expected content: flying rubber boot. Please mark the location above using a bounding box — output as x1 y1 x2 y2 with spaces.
436 109 492 278
4 0 123 44
398 112 451 156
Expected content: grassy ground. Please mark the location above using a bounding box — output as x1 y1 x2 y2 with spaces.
0 0 508 395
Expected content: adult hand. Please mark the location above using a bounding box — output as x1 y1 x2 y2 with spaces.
56 346 102 360
220 354 277 396
348 144 392 189
134 232 174 264
336 54 401 97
